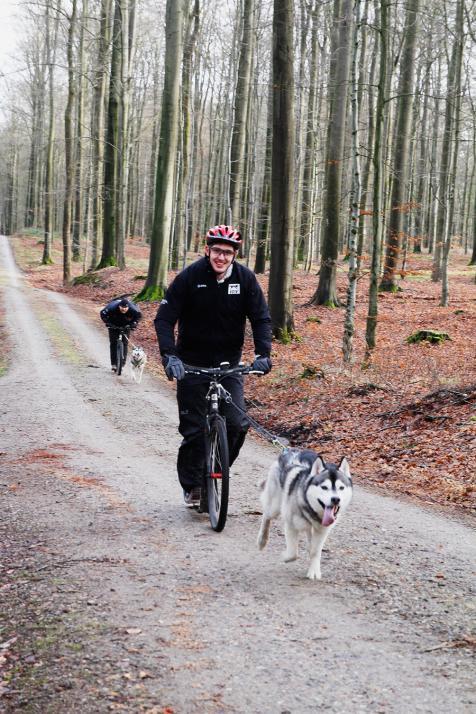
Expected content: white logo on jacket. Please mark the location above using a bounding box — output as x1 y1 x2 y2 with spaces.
196 284 207 288
228 284 240 295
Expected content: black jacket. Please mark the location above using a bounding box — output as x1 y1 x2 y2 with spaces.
154 257 272 367
100 298 142 328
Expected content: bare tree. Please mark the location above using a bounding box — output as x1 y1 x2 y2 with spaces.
43 0 61 265
62 0 78 284
380 0 420 291
137 0 184 301
311 0 353 307
268 0 295 340
364 0 388 361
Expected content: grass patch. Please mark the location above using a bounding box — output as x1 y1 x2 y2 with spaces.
34 309 82 364
0 312 10 376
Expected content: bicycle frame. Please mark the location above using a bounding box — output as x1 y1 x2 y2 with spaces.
107 325 130 374
182 362 257 530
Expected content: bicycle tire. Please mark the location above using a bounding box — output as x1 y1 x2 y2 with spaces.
205 414 229 532
116 338 124 375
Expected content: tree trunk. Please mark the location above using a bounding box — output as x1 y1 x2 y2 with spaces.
173 0 200 269
43 1 60 265
298 0 319 266
137 0 184 301
268 0 295 340
311 0 353 307
91 0 112 268
72 0 89 263
228 0 254 224
432 0 464 283
364 0 388 361
62 0 78 285
379 0 420 291
116 0 136 270
342 0 361 364
440 0 464 306
254 69 273 275
99 0 122 268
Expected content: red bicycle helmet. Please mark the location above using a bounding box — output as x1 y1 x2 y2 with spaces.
206 224 242 249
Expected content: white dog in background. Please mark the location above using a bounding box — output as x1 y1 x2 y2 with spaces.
130 346 147 383
257 449 353 580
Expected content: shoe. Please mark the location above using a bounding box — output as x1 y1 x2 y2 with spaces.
111 366 117 372
183 487 201 508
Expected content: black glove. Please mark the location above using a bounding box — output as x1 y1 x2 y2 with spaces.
163 355 185 381
129 322 138 329
251 356 272 375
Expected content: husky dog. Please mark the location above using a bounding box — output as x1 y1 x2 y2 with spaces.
257 449 353 580
130 346 147 383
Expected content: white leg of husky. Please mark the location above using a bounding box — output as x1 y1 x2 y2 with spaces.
306 526 333 580
257 465 282 549
282 522 299 562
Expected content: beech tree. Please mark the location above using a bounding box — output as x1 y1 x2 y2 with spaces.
268 0 295 340
380 0 420 291
311 0 353 307
137 0 185 301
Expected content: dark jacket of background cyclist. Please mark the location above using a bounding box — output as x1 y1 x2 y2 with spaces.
100 298 142 328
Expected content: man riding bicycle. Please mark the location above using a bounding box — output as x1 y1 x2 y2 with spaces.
154 224 272 507
100 296 142 372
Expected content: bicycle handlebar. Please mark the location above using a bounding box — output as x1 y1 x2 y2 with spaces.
106 324 131 332
183 362 264 377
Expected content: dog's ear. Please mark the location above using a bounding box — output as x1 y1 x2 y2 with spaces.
338 457 351 480
310 455 325 476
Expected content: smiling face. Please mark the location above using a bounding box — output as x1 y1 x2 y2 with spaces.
205 242 237 278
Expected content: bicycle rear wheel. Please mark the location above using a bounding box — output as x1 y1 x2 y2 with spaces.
206 414 229 532
116 338 124 375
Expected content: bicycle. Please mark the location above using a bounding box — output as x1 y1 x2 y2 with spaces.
182 362 262 532
107 325 130 375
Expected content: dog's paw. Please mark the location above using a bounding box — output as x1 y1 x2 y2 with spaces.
306 566 322 580
282 551 298 563
257 533 267 550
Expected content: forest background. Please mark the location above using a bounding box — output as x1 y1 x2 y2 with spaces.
0 0 475 513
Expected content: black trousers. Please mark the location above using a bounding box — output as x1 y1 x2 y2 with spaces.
108 328 129 366
176 372 249 492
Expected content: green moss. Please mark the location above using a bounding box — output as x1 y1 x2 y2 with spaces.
300 365 324 380
379 282 402 293
96 256 117 269
134 285 165 302
72 271 102 286
273 327 301 344
406 329 450 345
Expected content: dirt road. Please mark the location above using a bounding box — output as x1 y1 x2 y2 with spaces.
1 235 474 714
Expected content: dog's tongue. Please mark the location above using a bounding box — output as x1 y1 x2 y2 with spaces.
322 506 336 527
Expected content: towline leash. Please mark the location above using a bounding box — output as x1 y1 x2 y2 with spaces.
224 392 290 452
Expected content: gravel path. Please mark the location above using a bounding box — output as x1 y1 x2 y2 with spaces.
0 235 474 713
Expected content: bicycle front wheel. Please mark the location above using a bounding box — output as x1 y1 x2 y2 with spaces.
206 414 229 532
116 338 124 375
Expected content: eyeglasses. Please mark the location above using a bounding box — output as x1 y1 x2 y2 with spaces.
209 246 236 259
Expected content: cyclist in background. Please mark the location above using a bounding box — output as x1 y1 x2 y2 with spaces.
154 224 272 507
100 297 142 372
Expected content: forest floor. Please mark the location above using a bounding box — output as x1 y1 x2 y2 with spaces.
10 230 476 515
